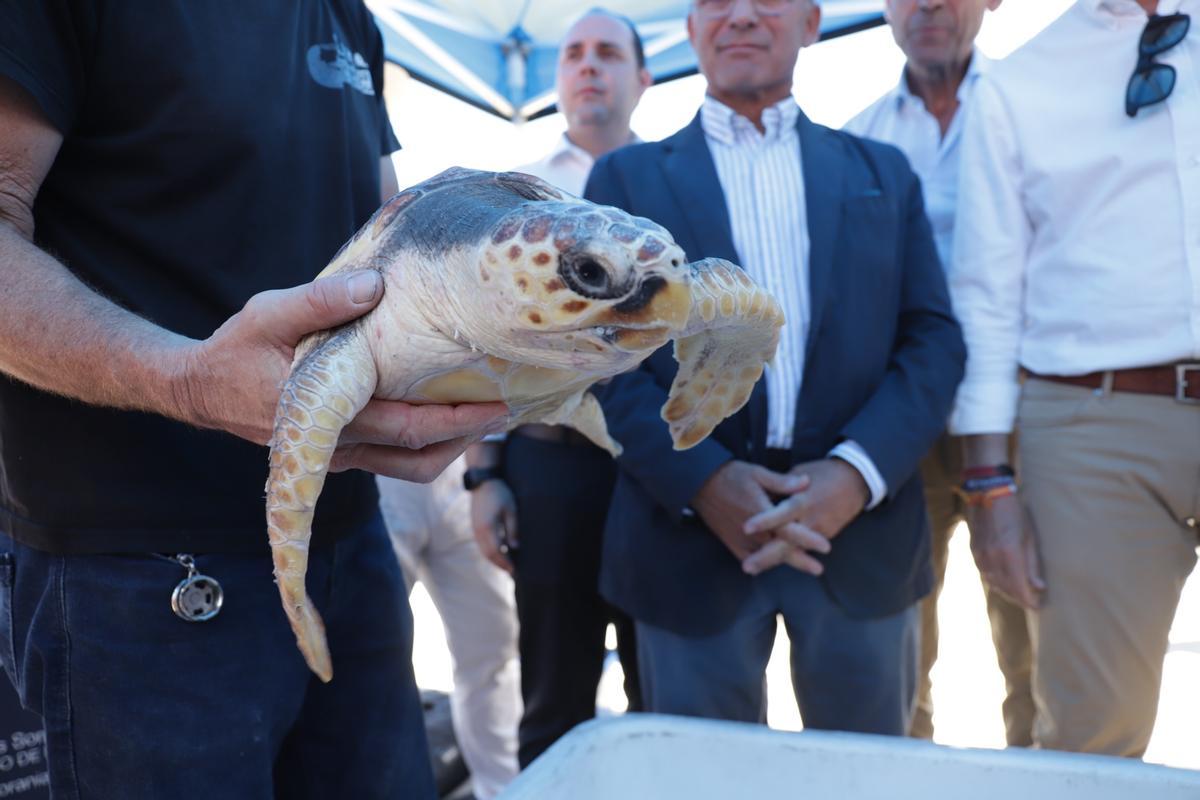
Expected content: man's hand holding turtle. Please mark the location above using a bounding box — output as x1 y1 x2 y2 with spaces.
174 269 509 484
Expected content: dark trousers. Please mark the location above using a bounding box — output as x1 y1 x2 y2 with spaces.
0 515 435 799
634 564 918 735
504 435 642 767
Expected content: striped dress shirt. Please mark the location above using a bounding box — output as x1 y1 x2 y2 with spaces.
700 96 887 506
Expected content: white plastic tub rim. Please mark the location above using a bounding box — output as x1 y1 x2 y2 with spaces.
498 713 1200 799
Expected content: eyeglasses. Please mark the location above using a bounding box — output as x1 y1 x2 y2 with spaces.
1126 13 1190 118
693 0 796 19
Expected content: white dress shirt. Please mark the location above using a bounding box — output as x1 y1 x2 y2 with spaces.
949 0 1200 435
844 51 989 272
514 133 597 196
701 96 887 507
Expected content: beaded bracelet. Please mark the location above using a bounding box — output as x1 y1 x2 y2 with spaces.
957 464 1018 509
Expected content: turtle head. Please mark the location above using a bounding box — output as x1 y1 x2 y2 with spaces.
480 200 693 357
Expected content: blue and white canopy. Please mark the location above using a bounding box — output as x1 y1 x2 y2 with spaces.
367 0 884 121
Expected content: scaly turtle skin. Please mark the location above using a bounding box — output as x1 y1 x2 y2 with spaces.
267 167 783 681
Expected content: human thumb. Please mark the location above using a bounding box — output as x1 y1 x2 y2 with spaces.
258 270 383 347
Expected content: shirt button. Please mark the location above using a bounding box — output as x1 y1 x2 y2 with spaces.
1186 516 1198 529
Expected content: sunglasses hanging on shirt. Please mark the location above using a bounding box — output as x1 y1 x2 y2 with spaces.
1126 12 1190 117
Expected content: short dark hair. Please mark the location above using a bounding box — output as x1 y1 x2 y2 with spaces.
578 7 647 69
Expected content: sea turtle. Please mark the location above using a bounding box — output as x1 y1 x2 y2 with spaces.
268 167 783 681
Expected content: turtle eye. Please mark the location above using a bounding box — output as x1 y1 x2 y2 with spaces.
559 252 620 299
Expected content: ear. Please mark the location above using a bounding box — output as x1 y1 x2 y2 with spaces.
637 66 653 95
801 1 822 47
987 0 1003 10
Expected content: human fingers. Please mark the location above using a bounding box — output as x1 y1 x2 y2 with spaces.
773 521 831 555
330 434 476 483
472 516 514 574
984 553 1041 611
750 465 810 497
781 545 825 577
502 503 520 550
742 494 805 536
246 270 383 349
741 538 792 575
343 399 508 449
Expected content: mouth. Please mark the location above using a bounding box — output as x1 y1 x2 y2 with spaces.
582 323 673 353
717 42 767 56
909 23 953 38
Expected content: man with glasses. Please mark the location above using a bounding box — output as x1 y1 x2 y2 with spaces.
843 0 1035 747
950 0 1199 756
584 0 964 734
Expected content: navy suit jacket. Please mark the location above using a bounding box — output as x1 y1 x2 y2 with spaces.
583 110 966 637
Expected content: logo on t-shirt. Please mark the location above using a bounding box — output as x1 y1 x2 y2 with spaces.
307 32 375 95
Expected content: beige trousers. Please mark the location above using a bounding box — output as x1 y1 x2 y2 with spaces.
377 459 521 799
1018 378 1200 757
911 432 1035 745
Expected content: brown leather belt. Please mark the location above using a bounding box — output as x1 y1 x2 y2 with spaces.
1025 363 1200 404
511 423 595 447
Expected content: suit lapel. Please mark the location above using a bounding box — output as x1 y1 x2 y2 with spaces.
797 111 845 364
660 114 739 264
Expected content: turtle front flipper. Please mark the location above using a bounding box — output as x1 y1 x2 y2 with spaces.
539 389 622 457
662 258 784 450
266 326 377 682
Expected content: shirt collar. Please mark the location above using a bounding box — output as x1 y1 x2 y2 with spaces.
893 49 989 113
546 133 595 168
700 95 800 146
547 131 642 165
1084 0 1187 17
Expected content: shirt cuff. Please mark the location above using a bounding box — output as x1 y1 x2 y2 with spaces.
828 441 887 510
948 379 1021 436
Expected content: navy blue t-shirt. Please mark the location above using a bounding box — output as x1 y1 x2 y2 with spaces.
0 1 401 553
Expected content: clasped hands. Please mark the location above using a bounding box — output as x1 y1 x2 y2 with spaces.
691 458 870 576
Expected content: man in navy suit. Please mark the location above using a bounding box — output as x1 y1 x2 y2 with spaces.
584 0 965 734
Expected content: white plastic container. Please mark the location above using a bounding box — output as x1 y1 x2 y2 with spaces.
499 714 1200 799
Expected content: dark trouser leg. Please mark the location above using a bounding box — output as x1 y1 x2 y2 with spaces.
512 580 607 767
274 516 436 799
610 603 643 712
504 436 626 768
776 570 918 736
634 596 775 723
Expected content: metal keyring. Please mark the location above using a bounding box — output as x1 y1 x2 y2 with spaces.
171 573 224 622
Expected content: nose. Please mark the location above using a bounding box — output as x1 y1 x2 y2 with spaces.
725 0 762 26
577 48 602 76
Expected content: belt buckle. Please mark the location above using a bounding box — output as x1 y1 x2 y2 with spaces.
1177 363 1200 405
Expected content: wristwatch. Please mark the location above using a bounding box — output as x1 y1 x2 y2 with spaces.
462 466 504 491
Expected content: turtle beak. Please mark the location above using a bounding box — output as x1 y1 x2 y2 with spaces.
593 273 691 353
